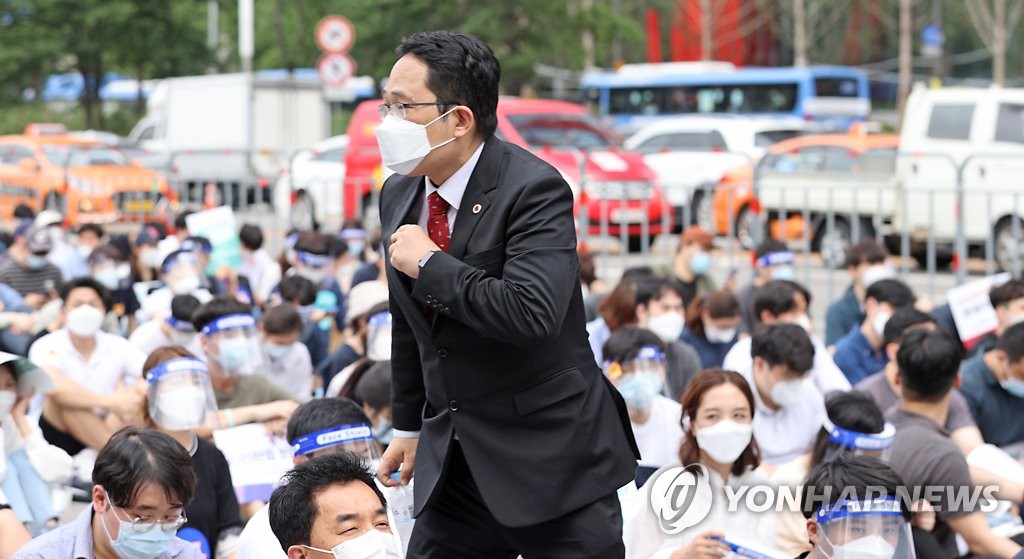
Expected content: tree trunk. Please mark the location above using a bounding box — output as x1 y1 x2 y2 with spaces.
793 0 808 67
580 0 596 71
272 0 292 73
135 63 146 117
994 0 1007 86
897 0 913 128
700 0 713 60
95 56 106 130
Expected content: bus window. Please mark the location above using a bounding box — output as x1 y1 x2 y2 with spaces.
815 78 859 97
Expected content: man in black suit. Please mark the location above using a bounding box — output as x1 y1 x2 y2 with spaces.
376 31 640 558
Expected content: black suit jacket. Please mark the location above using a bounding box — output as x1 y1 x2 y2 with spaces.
380 138 640 528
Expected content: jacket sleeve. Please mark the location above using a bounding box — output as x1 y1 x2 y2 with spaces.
412 173 578 347
389 290 426 432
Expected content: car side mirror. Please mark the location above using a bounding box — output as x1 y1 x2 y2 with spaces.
17 158 39 172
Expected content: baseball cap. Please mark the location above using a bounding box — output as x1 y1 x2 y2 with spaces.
26 226 53 255
135 225 162 246
34 210 63 228
0 352 54 396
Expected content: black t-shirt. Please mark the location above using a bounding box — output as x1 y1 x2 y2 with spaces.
180 437 242 558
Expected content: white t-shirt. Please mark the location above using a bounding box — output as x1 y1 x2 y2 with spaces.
631 395 684 468
722 335 851 397
265 343 314 402
239 249 282 305
29 329 147 396
137 286 213 323
128 319 205 359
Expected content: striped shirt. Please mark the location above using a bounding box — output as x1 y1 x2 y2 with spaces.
0 259 63 297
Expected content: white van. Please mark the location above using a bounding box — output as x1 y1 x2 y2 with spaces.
898 85 1024 271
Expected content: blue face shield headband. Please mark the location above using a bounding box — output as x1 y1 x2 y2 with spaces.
756 251 795 268
200 313 257 336
296 250 332 268
815 497 904 524
145 357 209 383
822 417 896 451
291 423 376 456
164 315 196 334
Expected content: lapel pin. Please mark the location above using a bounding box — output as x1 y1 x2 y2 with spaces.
472 204 482 214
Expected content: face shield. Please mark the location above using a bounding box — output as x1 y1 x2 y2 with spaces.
366 311 392 361
201 314 266 376
164 315 197 347
291 423 383 473
605 345 667 412
822 416 896 460
163 252 202 295
295 250 331 284
145 358 219 431
758 251 797 281
815 498 915 559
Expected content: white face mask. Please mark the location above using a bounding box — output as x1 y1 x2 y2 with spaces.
303 528 402 559
0 390 16 417
704 322 737 344
366 329 392 362
871 311 892 340
154 387 208 431
375 109 456 175
169 274 201 295
793 314 813 334
861 264 896 289
648 312 684 343
827 534 897 559
768 372 806 408
695 419 753 464
66 305 105 338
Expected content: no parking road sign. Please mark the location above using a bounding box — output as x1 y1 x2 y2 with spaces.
317 53 356 85
316 15 355 53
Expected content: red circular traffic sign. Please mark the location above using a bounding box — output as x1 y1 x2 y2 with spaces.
316 15 355 53
317 53 357 85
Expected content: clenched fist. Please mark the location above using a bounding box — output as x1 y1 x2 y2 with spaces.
390 224 440 279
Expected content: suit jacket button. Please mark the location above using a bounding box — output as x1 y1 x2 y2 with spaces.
449 400 459 411
437 348 449 358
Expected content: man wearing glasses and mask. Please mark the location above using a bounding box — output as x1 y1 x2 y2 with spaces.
14 426 202 558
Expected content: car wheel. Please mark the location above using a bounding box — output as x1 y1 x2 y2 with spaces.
814 217 857 269
690 186 715 231
735 205 762 250
994 216 1024 273
289 190 317 232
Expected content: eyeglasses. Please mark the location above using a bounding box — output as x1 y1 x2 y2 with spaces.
111 503 188 534
377 101 450 120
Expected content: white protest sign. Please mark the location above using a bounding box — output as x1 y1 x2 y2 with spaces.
947 272 1011 347
212 423 294 503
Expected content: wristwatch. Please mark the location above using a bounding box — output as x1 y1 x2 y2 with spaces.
418 250 439 268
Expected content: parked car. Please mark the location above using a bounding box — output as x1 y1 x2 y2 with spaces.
624 115 812 231
274 134 349 231
0 125 176 225
898 85 1024 271
712 127 899 267
343 98 670 250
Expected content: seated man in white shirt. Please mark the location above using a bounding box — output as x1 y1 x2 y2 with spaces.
259 303 314 402
236 398 401 559
30 278 147 455
724 280 850 397
128 294 204 359
602 326 684 488
740 323 822 466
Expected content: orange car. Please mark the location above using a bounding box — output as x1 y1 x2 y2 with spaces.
712 128 900 256
0 127 176 225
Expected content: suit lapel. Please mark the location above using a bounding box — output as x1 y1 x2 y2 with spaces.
448 140 505 260
384 176 433 333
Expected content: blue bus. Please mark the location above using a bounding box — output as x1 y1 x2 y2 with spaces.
580 63 871 134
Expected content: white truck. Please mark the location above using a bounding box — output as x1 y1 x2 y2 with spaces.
127 71 329 209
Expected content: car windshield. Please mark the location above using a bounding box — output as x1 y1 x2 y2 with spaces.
506 113 621 150
754 129 807 147
42 145 131 167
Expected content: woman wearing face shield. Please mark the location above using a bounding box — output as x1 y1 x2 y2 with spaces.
137 346 243 559
797 455 917 559
623 368 777 559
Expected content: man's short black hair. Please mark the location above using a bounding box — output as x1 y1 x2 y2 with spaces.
170 294 201 324
800 454 910 520
268 452 386 553
76 223 105 238
843 238 889 269
174 211 192 232
634 277 682 308
754 239 789 260
278 275 318 307
751 323 815 374
990 279 1024 308
997 322 1024 363
811 391 885 466
262 303 303 336
239 224 263 251
285 398 372 445
93 427 196 509
397 31 500 140
601 326 665 363
59 277 111 312
865 278 915 309
191 296 252 333
882 307 934 347
753 280 812 322
12 204 34 220
896 328 963 402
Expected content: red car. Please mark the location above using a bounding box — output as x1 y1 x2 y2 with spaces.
343 98 670 249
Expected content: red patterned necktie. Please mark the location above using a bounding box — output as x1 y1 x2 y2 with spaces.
427 191 451 252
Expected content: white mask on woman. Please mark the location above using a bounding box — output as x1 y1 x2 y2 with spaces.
695 419 753 463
